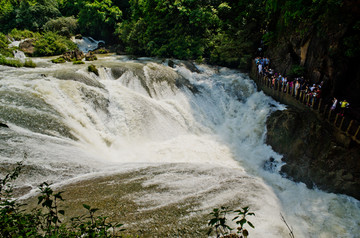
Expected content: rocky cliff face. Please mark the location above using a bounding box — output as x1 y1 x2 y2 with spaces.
266 108 360 200
266 20 360 120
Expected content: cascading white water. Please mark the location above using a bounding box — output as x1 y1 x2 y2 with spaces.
72 36 105 53
0 55 359 237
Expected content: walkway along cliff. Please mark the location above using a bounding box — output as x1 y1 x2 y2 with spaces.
250 63 360 200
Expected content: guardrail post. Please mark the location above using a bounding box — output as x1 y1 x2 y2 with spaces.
306 95 310 106
334 113 339 125
328 110 332 121
354 126 360 140
339 116 345 130
318 98 322 112
346 120 354 135
323 104 328 116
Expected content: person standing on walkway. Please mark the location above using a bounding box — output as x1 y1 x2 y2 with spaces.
331 97 338 111
294 80 300 97
339 99 350 116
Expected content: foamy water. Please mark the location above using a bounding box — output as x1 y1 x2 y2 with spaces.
0 56 359 237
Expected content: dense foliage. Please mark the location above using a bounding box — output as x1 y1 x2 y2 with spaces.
0 0 359 69
33 31 77 56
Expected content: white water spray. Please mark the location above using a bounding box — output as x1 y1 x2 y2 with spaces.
0 56 359 237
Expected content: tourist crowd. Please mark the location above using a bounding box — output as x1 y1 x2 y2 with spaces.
254 57 350 115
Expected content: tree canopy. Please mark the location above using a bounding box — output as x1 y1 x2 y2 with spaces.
0 0 358 69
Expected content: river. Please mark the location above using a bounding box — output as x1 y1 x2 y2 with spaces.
0 54 359 237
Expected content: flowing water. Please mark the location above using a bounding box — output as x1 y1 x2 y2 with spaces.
0 55 359 237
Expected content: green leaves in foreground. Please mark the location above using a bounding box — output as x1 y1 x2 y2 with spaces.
207 206 255 238
0 162 125 237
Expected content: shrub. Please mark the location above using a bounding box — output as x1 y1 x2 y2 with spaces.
207 206 255 238
24 59 36 68
33 31 77 56
0 162 125 237
0 33 12 57
8 29 41 41
51 57 66 63
0 55 23 67
43 16 79 37
288 64 305 78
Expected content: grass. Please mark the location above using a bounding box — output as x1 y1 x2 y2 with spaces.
0 55 37 68
0 55 23 67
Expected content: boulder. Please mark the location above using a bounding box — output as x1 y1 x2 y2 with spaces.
180 61 201 73
0 122 9 128
19 39 36 56
62 49 84 62
85 51 97 61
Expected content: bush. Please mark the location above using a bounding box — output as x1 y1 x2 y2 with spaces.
288 64 305 77
51 57 66 63
8 29 41 41
43 16 79 37
33 31 77 56
207 206 255 238
0 55 37 68
0 33 12 57
0 55 23 67
0 162 125 237
24 59 36 68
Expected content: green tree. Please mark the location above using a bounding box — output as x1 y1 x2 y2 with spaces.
43 16 79 37
77 0 122 41
0 0 18 33
118 0 222 59
15 0 61 31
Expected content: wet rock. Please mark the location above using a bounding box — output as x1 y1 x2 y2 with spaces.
19 39 36 56
168 59 175 68
266 108 360 199
0 122 9 128
62 49 85 62
263 157 280 173
93 48 109 54
85 51 97 61
180 61 201 73
176 76 199 94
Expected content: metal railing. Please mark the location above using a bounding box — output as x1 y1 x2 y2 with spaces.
252 69 360 144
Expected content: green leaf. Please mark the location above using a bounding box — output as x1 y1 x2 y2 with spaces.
239 218 246 226
247 221 255 228
37 196 44 204
83 204 91 210
90 208 99 213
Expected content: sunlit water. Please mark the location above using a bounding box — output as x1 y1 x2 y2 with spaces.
0 55 359 237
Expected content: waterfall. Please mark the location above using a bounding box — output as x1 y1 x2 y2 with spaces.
0 56 359 237
73 36 105 53
13 50 26 62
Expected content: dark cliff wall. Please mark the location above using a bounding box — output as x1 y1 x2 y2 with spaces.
266 108 360 200
265 9 360 120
